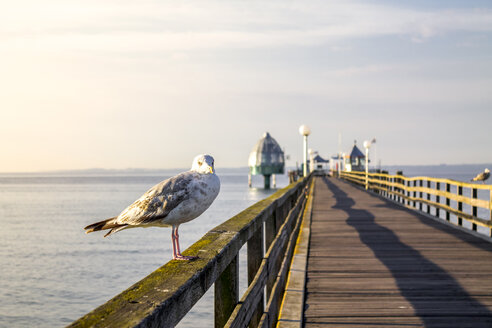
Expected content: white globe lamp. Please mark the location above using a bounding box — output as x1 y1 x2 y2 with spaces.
299 125 311 177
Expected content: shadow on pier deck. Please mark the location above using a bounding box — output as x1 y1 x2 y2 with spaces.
304 176 492 327
68 173 492 328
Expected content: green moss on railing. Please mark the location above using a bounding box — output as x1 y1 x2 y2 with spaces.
69 177 307 328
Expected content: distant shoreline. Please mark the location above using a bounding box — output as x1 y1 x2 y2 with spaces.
1 163 492 176
0 167 251 176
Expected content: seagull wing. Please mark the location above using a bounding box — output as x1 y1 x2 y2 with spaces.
476 172 485 181
116 172 196 226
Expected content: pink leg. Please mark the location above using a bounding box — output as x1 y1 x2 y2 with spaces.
171 226 178 259
172 225 197 260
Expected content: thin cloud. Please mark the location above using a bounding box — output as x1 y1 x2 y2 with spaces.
331 65 396 78
2 1 492 53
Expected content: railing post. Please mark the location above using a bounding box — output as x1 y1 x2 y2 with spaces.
389 175 391 199
215 255 239 328
457 186 463 226
393 176 396 201
394 176 397 201
248 226 264 328
413 180 417 208
395 176 398 202
396 176 399 202
265 213 276 298
419 180 423 211
406 180 410 206
389 176 393 200
382 172 387 197
403 179 407 205
427 180 431 214
268 202 288 299
408 180 411 206
382 173 385 197
399 176 403 203
436 182 440 219
489 190 492 237
409 180 411 206
472 187 478 231
446 183 451 221
275 205 283 234
396 175 400 203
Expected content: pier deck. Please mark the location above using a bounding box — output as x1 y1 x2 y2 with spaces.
304 176 492 327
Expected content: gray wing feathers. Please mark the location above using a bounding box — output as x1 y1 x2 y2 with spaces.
116 172 195 226
473 172 490 181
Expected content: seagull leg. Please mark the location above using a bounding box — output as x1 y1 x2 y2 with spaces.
171 226 178 259
173 225 197 260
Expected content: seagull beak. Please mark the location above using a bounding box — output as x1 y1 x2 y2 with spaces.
209 166 214 174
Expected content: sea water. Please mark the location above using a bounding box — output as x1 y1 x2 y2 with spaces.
0 170 287 328
0 165 490 327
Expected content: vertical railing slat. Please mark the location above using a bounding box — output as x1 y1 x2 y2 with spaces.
413 180 417 208
472 187 478 231
340 173 492 238
458 186 463 227
489 190 492 237
419 180 423 211
264 213 275 299
427 180 431 215
436 182 440 219
215 256 239 328
247 226 264 328
446 183 451 221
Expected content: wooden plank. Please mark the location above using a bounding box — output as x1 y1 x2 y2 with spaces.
305 176 492 328
69 177 309 328
472 187 478 231
277 178 314 327
225 186 307 328
226 262 268 328
247 225 264 328
360 186 492 229
343 172 491 210
215 255 239 328
262 195 307 328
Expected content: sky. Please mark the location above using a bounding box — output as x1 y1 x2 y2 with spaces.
1 0 492 172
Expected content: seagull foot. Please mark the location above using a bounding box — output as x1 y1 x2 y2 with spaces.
173 255 198 261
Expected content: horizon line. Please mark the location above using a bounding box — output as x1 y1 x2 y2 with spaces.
1 162 492 175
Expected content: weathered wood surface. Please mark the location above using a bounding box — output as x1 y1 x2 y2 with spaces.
277 177 315 328
305 176 492 327
341 171 492 230
68 177 309 328
226 182 309 328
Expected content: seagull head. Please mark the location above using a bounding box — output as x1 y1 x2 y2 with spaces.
191 154 216 174
486 168 490 173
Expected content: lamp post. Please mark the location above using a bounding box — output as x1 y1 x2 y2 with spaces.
363 140 371 190
299 125 311 177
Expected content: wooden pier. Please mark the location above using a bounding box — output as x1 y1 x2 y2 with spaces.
69 172 492 328
303 176 492 327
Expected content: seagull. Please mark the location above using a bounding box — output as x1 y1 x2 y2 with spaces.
84 154 220 260
471 168 490 184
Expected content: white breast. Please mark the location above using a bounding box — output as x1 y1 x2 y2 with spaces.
161 173 220 226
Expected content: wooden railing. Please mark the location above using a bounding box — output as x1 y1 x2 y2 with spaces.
69 174 312 328
340 170 492 236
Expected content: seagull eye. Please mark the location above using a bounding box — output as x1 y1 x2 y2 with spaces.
198 161 203 166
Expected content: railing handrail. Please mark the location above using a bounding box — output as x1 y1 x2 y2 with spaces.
340 170 492 235
69 174 312 328
342 170 492 190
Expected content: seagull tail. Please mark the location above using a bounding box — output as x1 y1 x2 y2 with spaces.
84 217 128 237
